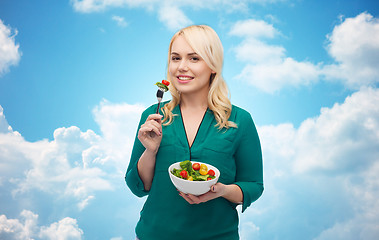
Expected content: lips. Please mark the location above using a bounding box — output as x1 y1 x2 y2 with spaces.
177 75 194 83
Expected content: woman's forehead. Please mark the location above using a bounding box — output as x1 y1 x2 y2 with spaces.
171 35 196 55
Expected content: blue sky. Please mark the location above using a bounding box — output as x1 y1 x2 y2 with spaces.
0 0 378 239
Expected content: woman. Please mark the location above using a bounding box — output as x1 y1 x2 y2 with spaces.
125 25 263 240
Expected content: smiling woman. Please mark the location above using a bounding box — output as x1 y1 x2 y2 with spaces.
125 25 264 240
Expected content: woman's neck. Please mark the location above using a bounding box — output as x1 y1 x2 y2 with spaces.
180 91 208 111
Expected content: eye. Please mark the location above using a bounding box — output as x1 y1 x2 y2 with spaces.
171 56 180 61
190 56 200 62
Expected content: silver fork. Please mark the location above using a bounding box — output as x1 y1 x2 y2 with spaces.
156 88 165 114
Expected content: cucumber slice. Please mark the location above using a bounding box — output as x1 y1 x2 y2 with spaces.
156 82 169 92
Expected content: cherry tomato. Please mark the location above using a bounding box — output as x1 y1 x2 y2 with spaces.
200 164 208 171
199 168 208 176
162 80 170 86
180 170 188 179
207 169 215 176
192 163 200 171
188 176 193 181
207 177 212 181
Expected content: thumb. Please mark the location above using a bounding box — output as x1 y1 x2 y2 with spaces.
211 184 218 192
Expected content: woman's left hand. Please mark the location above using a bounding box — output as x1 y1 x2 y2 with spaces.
178 183 226 204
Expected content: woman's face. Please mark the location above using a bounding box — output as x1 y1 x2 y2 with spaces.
169 35 215 96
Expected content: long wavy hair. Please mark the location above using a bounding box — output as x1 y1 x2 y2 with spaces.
162 25 237 129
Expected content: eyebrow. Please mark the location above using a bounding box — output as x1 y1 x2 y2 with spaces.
171 52 198 56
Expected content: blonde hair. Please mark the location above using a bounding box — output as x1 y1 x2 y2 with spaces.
162 25 237 129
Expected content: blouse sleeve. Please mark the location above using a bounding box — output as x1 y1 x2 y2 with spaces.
233 110 264 212
124 108 151 197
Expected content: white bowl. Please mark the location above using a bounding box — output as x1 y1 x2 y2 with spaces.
168 161 220 196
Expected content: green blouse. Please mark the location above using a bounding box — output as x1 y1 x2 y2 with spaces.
125 102 263 240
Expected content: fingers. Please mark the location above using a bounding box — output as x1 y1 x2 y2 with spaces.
146 114 163 123
178 183 225 204
139 114 163 136
139 121 162 136
178 191 215 204
178 192 200 204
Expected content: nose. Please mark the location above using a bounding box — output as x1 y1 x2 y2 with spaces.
178 59 188 72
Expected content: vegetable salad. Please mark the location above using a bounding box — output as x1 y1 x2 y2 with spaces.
171 160 216 181
156 80 170 92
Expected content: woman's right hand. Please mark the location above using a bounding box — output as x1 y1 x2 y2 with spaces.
138 114 163 153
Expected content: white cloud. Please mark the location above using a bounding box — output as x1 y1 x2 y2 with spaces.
233 38 285 64
70 0 286 13
39 217 83 240
0 19 21 77
112 15 128 27
294 90 379 173
157 4 192 31
240 221 260 240
323 12 379 89
0 105 13 133
0 210 38 240
258 87 379 175
0 210 83 240
230 12 379 93
92 99 145 170
229 19 279 39
69 0 124 13
244 87 379 239
0 100 144 210
71 0 192 31
11 126 113 203
0 106 37 186
229 19 321 93
77 195 95 210
314 159 379 239
229 20 320 93
237 58 321 93
0 100 145 238
70 0 284 31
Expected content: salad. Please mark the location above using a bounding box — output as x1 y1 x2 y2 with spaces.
156 80 170 92
155 80 170 114
171 160 216 181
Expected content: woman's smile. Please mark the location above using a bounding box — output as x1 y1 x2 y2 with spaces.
177 75 194 83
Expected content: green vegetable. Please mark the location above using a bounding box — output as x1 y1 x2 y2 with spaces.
156 82 169 92
171 168 182 178
195 175 209 181
171 160 216 181
180 160 192 172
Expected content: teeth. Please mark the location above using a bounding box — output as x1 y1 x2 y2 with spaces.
178 76 192 80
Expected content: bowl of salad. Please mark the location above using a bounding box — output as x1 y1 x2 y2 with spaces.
168 160 220 196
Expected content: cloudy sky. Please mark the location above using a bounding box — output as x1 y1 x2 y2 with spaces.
1 0 379 239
